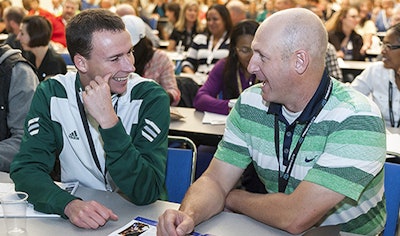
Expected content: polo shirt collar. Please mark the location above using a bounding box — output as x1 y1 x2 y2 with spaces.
267 69 332 125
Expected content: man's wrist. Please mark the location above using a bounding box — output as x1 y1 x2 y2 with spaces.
99 114 119 129
225 189 245 213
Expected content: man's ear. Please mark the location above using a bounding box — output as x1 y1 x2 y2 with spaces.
294 50 308 75
10 21 19 31
73 54 88 73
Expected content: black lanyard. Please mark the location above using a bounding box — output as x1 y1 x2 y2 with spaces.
388 81 400 128
274 80 332 193
75 85 120 188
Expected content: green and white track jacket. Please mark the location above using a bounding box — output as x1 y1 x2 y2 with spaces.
10 72 170 218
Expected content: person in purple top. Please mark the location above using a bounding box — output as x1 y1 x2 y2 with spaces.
193 20 259 115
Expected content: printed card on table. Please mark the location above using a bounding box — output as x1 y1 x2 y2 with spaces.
108 216 213 236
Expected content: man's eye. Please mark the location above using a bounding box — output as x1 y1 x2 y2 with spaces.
259 54 266 62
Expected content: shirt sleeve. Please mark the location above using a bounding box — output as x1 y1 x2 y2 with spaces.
351 63 375 96
101 81 170 205
152 50 181 106
193 59 230 115
0 63 39 172
10 80 80 218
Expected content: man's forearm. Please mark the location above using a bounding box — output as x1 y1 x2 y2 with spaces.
179 175 227 226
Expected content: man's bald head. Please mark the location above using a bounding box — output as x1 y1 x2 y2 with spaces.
257 8 327 70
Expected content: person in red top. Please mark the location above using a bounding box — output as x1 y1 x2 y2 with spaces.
56 0 80 26
22 0 66 48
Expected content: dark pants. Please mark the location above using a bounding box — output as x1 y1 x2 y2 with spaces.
241 163 267 194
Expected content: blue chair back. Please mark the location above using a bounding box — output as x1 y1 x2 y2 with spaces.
384 162 400 236
165 136 197 203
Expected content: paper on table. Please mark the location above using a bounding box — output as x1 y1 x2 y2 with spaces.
170 107 185 121
0 181 79 218
386 129 400 157
202 112 227 125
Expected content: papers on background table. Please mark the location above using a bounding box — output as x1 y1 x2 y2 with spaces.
108 216 210 236
0 181 79 218
386 129 400 157
170 107 185 121
202 112 227 125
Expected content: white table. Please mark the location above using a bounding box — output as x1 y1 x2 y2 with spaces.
338 59 372 82
0 172 302 236
169 107 225 146
338 59 372 71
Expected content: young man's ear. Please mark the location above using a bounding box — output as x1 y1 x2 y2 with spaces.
73 54 88 73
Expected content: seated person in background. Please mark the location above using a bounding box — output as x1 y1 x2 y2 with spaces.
391 6 400 26
226 0 247 25
56 0 80 26
305 6 343 81
193 20 259 115
157 8 386 236
256 0 275 23
151 0 166 19
325 42 343 81
50 0 63 16
122 15 181 106
22 0 67 49
10 9 170 229
167 0 204 51
0 44 38 172
162 2 180 40
3 6 25 52
99 0 116 12
274 0 296 11
325 6 365 61
181 4 232 75
355 0 377 55
375 0 395 32
115 3 160 48
351 23 400 128
81 0 98 10
17 15 67 81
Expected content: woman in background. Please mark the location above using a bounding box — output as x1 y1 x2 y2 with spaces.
351 23 400 128
355 0 377 55
167 0 204 51
17 15 66 81
122 15 181 106
181 4 232 75
375 0 395 32
325 6 365 61
256 0 275 23
193 20 259 115
161 2 180 40
193 21 265 195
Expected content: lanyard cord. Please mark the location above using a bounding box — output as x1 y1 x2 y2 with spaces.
388 81 400 128
203 32 227 74
236 68 254 94
75 89 108 187
274 80 332 193
274 116 314 193
237 70 243 94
